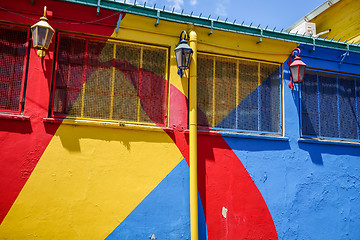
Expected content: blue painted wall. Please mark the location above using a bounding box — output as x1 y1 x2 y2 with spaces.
223 45 360 239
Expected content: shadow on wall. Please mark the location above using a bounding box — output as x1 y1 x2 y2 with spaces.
225 137 291 152
299 142 360 166
54 124 172 152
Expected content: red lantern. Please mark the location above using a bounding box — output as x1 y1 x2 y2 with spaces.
288 48 307 90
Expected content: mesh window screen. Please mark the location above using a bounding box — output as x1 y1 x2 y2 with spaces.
301 70 360 141
0 24 29 113
197 54 281 134
53 33 168 126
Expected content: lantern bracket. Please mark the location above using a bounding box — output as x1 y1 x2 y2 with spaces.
339 43 350 65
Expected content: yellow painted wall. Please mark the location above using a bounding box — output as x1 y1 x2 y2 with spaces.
0 125 183 239
312 0 360 43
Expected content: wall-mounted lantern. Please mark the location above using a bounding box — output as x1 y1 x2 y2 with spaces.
288 48 307 90
31 6 55 58
174 30 193 77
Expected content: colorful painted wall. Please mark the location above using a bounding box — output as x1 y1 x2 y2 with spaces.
1 0 360 239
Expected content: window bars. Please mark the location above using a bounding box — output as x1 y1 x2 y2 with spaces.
197 53 281 134
0 23 30 113
301 69 360 141
52 33 168 126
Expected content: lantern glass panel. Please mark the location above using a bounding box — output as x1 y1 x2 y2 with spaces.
298 65 306 83
44 29 54 49
37 27 48 47
175 48 183 68
31 27 38 47
183 49 192 68
291 65 299 82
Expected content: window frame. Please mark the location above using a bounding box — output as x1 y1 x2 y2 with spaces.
300 68 360 142
50 31 169 127
197 52 283 136
0 22 31 114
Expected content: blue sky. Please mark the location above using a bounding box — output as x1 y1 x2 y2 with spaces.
127 0 326 30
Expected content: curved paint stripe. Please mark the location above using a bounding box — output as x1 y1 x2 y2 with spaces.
106 159 208 240
0 124 183 239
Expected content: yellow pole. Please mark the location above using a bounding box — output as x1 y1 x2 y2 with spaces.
189 29 198 240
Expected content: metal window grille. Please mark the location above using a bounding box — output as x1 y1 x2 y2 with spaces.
301 69 360 141
197 53 281 134
0 23 30 113
52 33 168 126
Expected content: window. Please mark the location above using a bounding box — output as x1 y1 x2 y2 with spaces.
0 23 30 113
52 33 168 126
197 53 281 134
301 69 360 141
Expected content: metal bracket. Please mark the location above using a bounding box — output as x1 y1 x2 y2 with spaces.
256 28 263 44
96 0 101 16
116 13 122 33
340 43 350 65
155 10 160 26
208 20 213 36
309 37 316 52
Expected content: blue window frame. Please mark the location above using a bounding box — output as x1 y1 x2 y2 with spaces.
300 69 360 141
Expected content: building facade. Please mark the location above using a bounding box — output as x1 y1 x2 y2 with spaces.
1 0 360 239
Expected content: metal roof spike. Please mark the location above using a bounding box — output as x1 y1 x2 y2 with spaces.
257 24 260 28
344 39 348 43
190 11 193 16
225 17 228 22
337 38 341 42
233 19 236 24
172 7 174 13
217 16 220 21
249 22 253 27
280 28 284 32
181 9 184 14
162 5 165 11
208 14 211 19
199 13 202 17
330 37 335 41
153 3 156 8
273 27 276 31
241 21 244 25
143 1 146 7
265 25 268 30
134 0 136 5
324 36 328 39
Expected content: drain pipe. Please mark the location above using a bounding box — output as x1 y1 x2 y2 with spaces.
189 29 198 240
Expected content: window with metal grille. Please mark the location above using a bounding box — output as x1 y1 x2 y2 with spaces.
301 69 360 141
197 53 281 134
52 33 168 126
0 23 30 113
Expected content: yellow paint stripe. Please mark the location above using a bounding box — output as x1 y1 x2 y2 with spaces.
0 125 183 239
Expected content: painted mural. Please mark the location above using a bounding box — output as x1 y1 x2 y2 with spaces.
1 0 360 240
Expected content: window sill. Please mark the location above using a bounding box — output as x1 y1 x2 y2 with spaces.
298 138 360 147
0 113 30 121
42 117 174 133
184 129 288 141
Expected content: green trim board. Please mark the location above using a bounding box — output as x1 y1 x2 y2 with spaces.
59 0 360 54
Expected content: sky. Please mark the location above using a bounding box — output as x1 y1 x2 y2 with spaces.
124 0 327 30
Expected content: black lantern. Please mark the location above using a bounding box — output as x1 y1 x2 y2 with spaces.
31 6 55 57
288 48 307 90
174 30 193 77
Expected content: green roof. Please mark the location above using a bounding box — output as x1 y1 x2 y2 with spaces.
61 0 360 54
